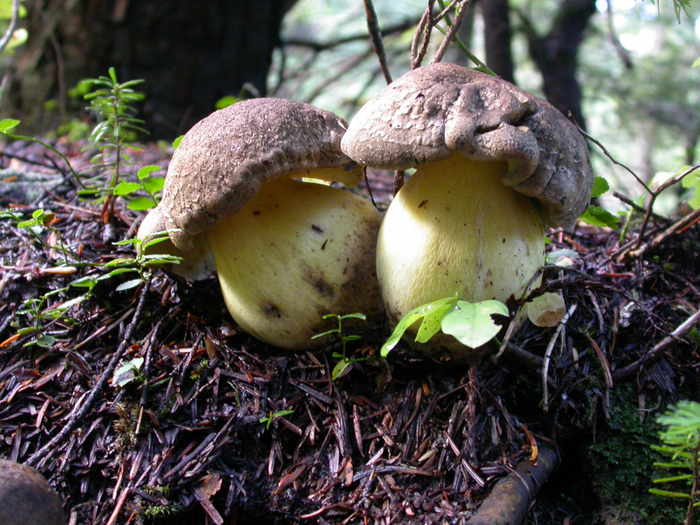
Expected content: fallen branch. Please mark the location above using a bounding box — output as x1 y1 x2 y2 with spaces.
467 446 558 525
621 206 700 262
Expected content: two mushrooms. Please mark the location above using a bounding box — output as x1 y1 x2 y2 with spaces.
139 63 593 359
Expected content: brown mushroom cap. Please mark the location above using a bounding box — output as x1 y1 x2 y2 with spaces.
341 63 593 228
139 98 365 279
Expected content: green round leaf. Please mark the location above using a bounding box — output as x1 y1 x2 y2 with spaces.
440 300 509 348
127 197 157 211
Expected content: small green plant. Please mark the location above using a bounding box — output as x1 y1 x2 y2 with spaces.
259 409 295 430
80 67 154 218
17 208 81 265
111 164 166 211
112 357 145 388
381 296 508 357
312 313 369 380
0 228 180 348
650 400 700 525
75 232 183 294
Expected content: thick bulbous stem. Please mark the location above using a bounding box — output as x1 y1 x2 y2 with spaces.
376 155 545 358
208 176 383 350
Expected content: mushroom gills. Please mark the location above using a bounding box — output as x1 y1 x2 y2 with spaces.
207 174 383 350
377 154 545 343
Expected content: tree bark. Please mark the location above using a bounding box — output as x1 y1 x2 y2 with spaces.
481 0 515 83
520 0 597 129
6 0 297 139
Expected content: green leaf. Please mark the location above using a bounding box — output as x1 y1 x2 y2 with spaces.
649 489 691 499
36 334 56 348
693 57 700 68
115 278 143 291
69 276 98 289
5 28 28 51
440 300 509 348
415 302 453 343
380 296 458 356
579 205 620 228
0 118 20 134
331 358 352 381
137 165 162 180
127 197 156 210
215 95 242 109
653 474 693 483
141 177 165 194
99 268 137 280
341 312 367 321
681 172 700 209
113 357 144 388
0 2 27 19
113 181 142 196
590 176 611 198
173 135 184 149
546 249 580 265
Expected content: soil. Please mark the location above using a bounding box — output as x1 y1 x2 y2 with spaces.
0 137 698 525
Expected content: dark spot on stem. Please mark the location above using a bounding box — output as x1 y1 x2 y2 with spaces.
311 224 324 233
312 277 334 298
262 303 282 318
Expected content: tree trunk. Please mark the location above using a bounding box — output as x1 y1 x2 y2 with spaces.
6 0 297 139
521 0 597 129
481 0 515 83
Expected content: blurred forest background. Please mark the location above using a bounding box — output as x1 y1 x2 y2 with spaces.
1 0 699 212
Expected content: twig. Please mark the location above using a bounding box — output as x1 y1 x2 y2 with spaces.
284 20 417 52
622 206 700 262
612 307 700 382
26 279 151 467
542 303 577 412
411 0 435 69
432 0 471 64
580 128 651 193
613 190 671 223
634 164 700 248
0 0 20 56
363 0 392 85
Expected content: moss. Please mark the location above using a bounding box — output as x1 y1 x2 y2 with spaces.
586 386 685 524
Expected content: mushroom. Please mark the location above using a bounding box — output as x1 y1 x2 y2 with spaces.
138 98 383 350
0 459 65 525
341 63 593 360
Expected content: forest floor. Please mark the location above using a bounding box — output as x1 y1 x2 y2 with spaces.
0 137 698 525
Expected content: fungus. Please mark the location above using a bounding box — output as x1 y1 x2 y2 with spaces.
138 98 383 350
341 63 593 360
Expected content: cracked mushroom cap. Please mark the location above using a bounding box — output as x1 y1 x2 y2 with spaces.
341 63 593 228
139 97 365 280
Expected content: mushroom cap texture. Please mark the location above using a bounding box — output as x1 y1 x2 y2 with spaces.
0 459 65 525
139 98 365 255
341 63 594 228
